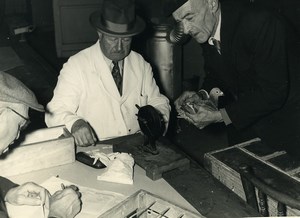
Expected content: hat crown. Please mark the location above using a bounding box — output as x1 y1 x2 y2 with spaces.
103 0 135 25
90 0 145 37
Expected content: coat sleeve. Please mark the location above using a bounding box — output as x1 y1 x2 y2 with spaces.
141 61 171 124
45 55 85 131
0 177 18 218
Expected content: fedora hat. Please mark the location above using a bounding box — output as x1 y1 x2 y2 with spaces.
90 0 145 37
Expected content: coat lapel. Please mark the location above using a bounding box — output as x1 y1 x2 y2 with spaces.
92 41 121 100
91 42 139 101
121 54 138 102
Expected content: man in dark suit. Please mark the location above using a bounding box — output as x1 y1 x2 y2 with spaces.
167 0 300 157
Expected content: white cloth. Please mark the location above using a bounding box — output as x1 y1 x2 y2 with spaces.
6 176 125 218
5 203 49 218
97 153 134 185
45 40 170 140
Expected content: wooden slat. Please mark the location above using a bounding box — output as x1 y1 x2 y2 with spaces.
99 190 203 218
204 139 300 216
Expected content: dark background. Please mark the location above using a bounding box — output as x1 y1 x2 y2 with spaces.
1 0 299 99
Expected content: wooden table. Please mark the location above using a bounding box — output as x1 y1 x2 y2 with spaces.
7 130 200 217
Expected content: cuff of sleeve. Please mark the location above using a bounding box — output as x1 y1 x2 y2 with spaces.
220 108 232 125
65 117 84 133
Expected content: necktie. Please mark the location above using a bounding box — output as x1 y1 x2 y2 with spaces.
111 61 122 95
212 39 221 55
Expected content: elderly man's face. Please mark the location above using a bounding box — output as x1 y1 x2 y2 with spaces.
172 0 219 43
0 105 29 154
98 33 132 61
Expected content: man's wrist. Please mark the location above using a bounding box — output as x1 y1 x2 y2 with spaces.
48 214 61 218
48 211 61 218
215 110 224 123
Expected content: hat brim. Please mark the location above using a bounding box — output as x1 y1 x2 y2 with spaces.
27 103 45 112
90 11 145 37
0 97 45 112
162 0 188 17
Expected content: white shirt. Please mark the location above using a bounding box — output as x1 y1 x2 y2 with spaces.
103 55 124 76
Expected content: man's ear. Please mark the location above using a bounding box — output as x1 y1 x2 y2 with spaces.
207 0 219 13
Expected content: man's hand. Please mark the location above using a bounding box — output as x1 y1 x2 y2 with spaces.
71 119 97 146
5 182 50 206
48 187 82 218
175 89 224 129
185 103 223 129
174 91 200 113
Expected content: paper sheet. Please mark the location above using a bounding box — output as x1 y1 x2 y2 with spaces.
6 176 125 218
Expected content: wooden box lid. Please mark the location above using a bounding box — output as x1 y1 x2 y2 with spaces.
1 125 75 177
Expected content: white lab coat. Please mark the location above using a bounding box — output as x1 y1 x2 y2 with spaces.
45 41 170 140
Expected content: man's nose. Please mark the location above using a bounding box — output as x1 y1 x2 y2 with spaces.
117 38 123 51
182 21 190 35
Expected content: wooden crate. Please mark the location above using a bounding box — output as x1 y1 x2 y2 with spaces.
99 189 204 218
204 138 300 216
1 125 75 177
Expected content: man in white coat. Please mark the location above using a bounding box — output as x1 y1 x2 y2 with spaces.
45 0 171 146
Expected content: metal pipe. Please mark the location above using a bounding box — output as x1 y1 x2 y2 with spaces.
146 24 183 101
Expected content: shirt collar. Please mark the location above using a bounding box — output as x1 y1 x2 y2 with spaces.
103 55 124 74
208 12 221 45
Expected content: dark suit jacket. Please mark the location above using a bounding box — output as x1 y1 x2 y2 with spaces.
0 177 17 218
202 1 300 156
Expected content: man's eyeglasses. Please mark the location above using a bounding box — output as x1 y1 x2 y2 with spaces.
7 107 31 131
